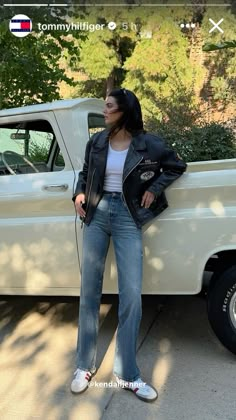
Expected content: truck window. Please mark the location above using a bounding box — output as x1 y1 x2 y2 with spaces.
0 120 65 175
88 113 106 137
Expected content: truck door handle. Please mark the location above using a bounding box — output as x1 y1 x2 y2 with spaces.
43 184 69 192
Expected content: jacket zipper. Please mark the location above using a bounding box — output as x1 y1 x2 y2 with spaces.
122 157 143 220
81 168 96 228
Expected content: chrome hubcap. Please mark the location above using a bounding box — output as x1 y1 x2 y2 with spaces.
229 290 236 329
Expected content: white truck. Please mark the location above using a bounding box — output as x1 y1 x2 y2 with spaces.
0 98 235 355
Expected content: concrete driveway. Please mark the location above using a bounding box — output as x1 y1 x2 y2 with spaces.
0 295 235 420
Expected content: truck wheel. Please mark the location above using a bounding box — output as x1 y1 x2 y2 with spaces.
207 266 236 355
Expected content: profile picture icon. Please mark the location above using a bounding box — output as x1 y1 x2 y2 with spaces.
9 14 32 37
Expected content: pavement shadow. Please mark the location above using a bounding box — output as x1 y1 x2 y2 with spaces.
0 294 121 419
0 296 78 345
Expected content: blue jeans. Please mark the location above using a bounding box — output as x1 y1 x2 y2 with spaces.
76 192 143 381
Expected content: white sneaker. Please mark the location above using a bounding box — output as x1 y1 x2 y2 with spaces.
71 368 93 394
116 376 158 402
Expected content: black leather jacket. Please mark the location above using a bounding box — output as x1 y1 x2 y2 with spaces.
73 129 187 228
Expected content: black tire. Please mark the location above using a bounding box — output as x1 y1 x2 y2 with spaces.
207 266 236 355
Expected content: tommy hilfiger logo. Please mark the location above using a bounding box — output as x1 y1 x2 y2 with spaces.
9 14 32 38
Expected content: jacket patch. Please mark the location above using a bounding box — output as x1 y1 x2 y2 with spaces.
140 160 159 165
140 171 155 181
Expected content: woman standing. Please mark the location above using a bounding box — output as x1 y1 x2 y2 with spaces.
71 88 187 402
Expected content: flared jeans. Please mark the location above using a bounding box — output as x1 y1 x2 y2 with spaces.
76 192 143 381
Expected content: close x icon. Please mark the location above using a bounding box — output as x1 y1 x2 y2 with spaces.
209 18 224 33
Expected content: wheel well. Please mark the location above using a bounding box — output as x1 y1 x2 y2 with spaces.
204 250 236 291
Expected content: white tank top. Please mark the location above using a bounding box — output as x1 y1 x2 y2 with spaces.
103 143 129 192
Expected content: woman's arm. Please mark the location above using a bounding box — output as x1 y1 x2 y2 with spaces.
147 144 187 198
72 138 93 202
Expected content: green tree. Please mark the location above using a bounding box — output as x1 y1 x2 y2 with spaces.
68 5 201 102
203 40 236 51
68 6 140 98
200 8 236 106
0 6 84 109
123 13 204 126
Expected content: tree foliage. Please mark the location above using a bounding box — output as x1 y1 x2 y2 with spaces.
203 40 236 51
201 8 236 105
123 17 204 124
162 123 236 163
69 6 139 98
0 6 85 109
0 3 235 162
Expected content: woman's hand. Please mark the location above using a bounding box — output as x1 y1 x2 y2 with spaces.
74 193 86 218
141 191 155 209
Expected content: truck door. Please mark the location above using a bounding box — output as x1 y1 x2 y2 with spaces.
0 113 79 295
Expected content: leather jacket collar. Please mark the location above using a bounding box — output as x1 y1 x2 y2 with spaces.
91 129 147 182
92 129 147 150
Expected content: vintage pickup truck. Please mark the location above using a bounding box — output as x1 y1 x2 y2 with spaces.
0 98 235 355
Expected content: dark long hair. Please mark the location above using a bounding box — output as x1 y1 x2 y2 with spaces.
107 88 144 137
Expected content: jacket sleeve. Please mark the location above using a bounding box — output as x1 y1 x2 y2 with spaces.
72 138 93 202
147 144 187 197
